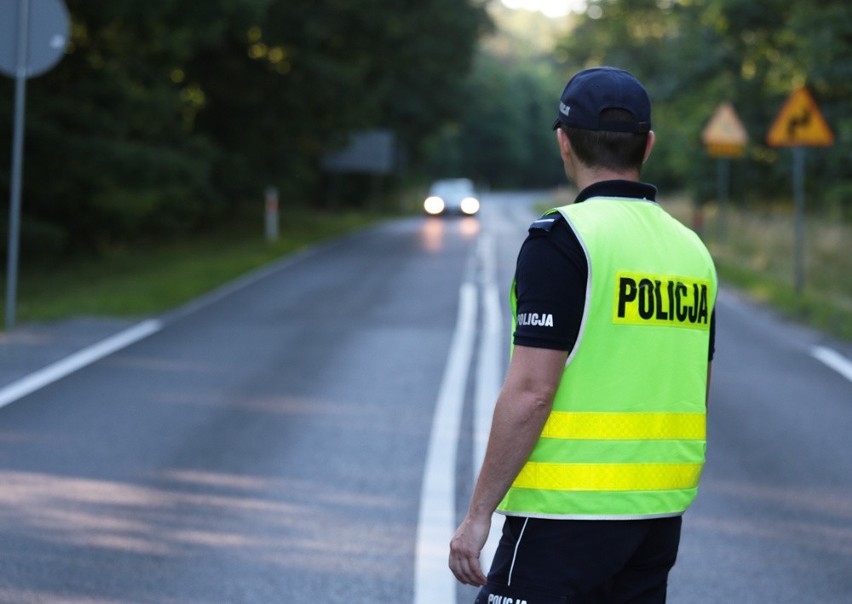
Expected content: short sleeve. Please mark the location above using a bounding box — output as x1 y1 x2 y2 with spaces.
513 218 588 353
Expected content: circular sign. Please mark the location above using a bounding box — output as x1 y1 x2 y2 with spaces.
0 0 70 79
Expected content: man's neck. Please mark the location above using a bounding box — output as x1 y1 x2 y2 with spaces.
572 166 641 191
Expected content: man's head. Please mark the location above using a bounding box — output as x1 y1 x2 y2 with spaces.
552 67 654 175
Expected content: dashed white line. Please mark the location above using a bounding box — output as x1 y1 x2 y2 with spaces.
474 235 507 576
474 235 501 476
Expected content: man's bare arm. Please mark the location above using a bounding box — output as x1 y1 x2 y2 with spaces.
449 345 568 586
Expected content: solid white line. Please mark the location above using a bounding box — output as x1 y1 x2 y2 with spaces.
414 283 477 604
0 319 163 409
810 345 852 384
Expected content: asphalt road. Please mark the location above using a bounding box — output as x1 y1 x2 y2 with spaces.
0 192 850 603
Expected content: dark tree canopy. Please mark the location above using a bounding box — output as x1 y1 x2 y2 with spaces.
3 0 850 261
0 0 490 258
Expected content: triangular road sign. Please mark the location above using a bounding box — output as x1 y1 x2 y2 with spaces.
702 102 748 158
767 87 834 147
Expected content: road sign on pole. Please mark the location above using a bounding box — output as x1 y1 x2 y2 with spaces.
702 103 748 239
1 0 70 330
702 102 748 158
766 87 834 294
767 87 834 148
0 0 69 78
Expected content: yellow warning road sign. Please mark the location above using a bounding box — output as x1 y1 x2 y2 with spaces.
702 102 748 158
767 87 834 147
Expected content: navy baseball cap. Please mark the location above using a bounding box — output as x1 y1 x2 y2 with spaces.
552 67 651 133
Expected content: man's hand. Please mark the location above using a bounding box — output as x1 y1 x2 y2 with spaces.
448 512 490 586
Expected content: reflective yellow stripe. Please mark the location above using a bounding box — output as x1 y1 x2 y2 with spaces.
540 412 705 440
513 462 703 492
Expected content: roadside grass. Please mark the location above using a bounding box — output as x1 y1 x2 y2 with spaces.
7 192 851 342
668 198 852 340
6 208 387 324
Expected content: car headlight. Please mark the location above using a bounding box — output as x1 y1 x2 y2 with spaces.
460 197 480 215
424 196 445 215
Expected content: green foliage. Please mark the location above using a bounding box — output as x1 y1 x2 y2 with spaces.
0 0 489 261
553 0 852 208
420 4 566 188
421 0 851 207
5 0 850 267
10 208 385 321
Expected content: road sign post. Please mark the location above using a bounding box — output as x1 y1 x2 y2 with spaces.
1 0 70 330
792 147 806 293
715 157 730 239
5 0 31 333
766 87 834 294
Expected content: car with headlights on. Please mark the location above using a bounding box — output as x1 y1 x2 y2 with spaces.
423 178 480 216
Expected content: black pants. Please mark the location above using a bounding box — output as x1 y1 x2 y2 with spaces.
474 516 683 604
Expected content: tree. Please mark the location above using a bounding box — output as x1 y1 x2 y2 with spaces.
0 0 490 261
421 3 568 188
553 0 852 210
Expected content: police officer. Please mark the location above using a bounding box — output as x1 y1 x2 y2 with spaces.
449 67 717 603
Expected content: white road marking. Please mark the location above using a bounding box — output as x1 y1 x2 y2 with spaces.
0 235 349 410
414 283 478 604
0 319 162 409
474 235 501 474
474 235 507 575
810 345 852 384
415 233 511 603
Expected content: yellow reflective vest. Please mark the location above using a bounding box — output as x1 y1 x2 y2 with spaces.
498 197 717 520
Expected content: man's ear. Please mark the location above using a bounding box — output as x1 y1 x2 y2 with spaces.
643 130 656 163
557 128 572 162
